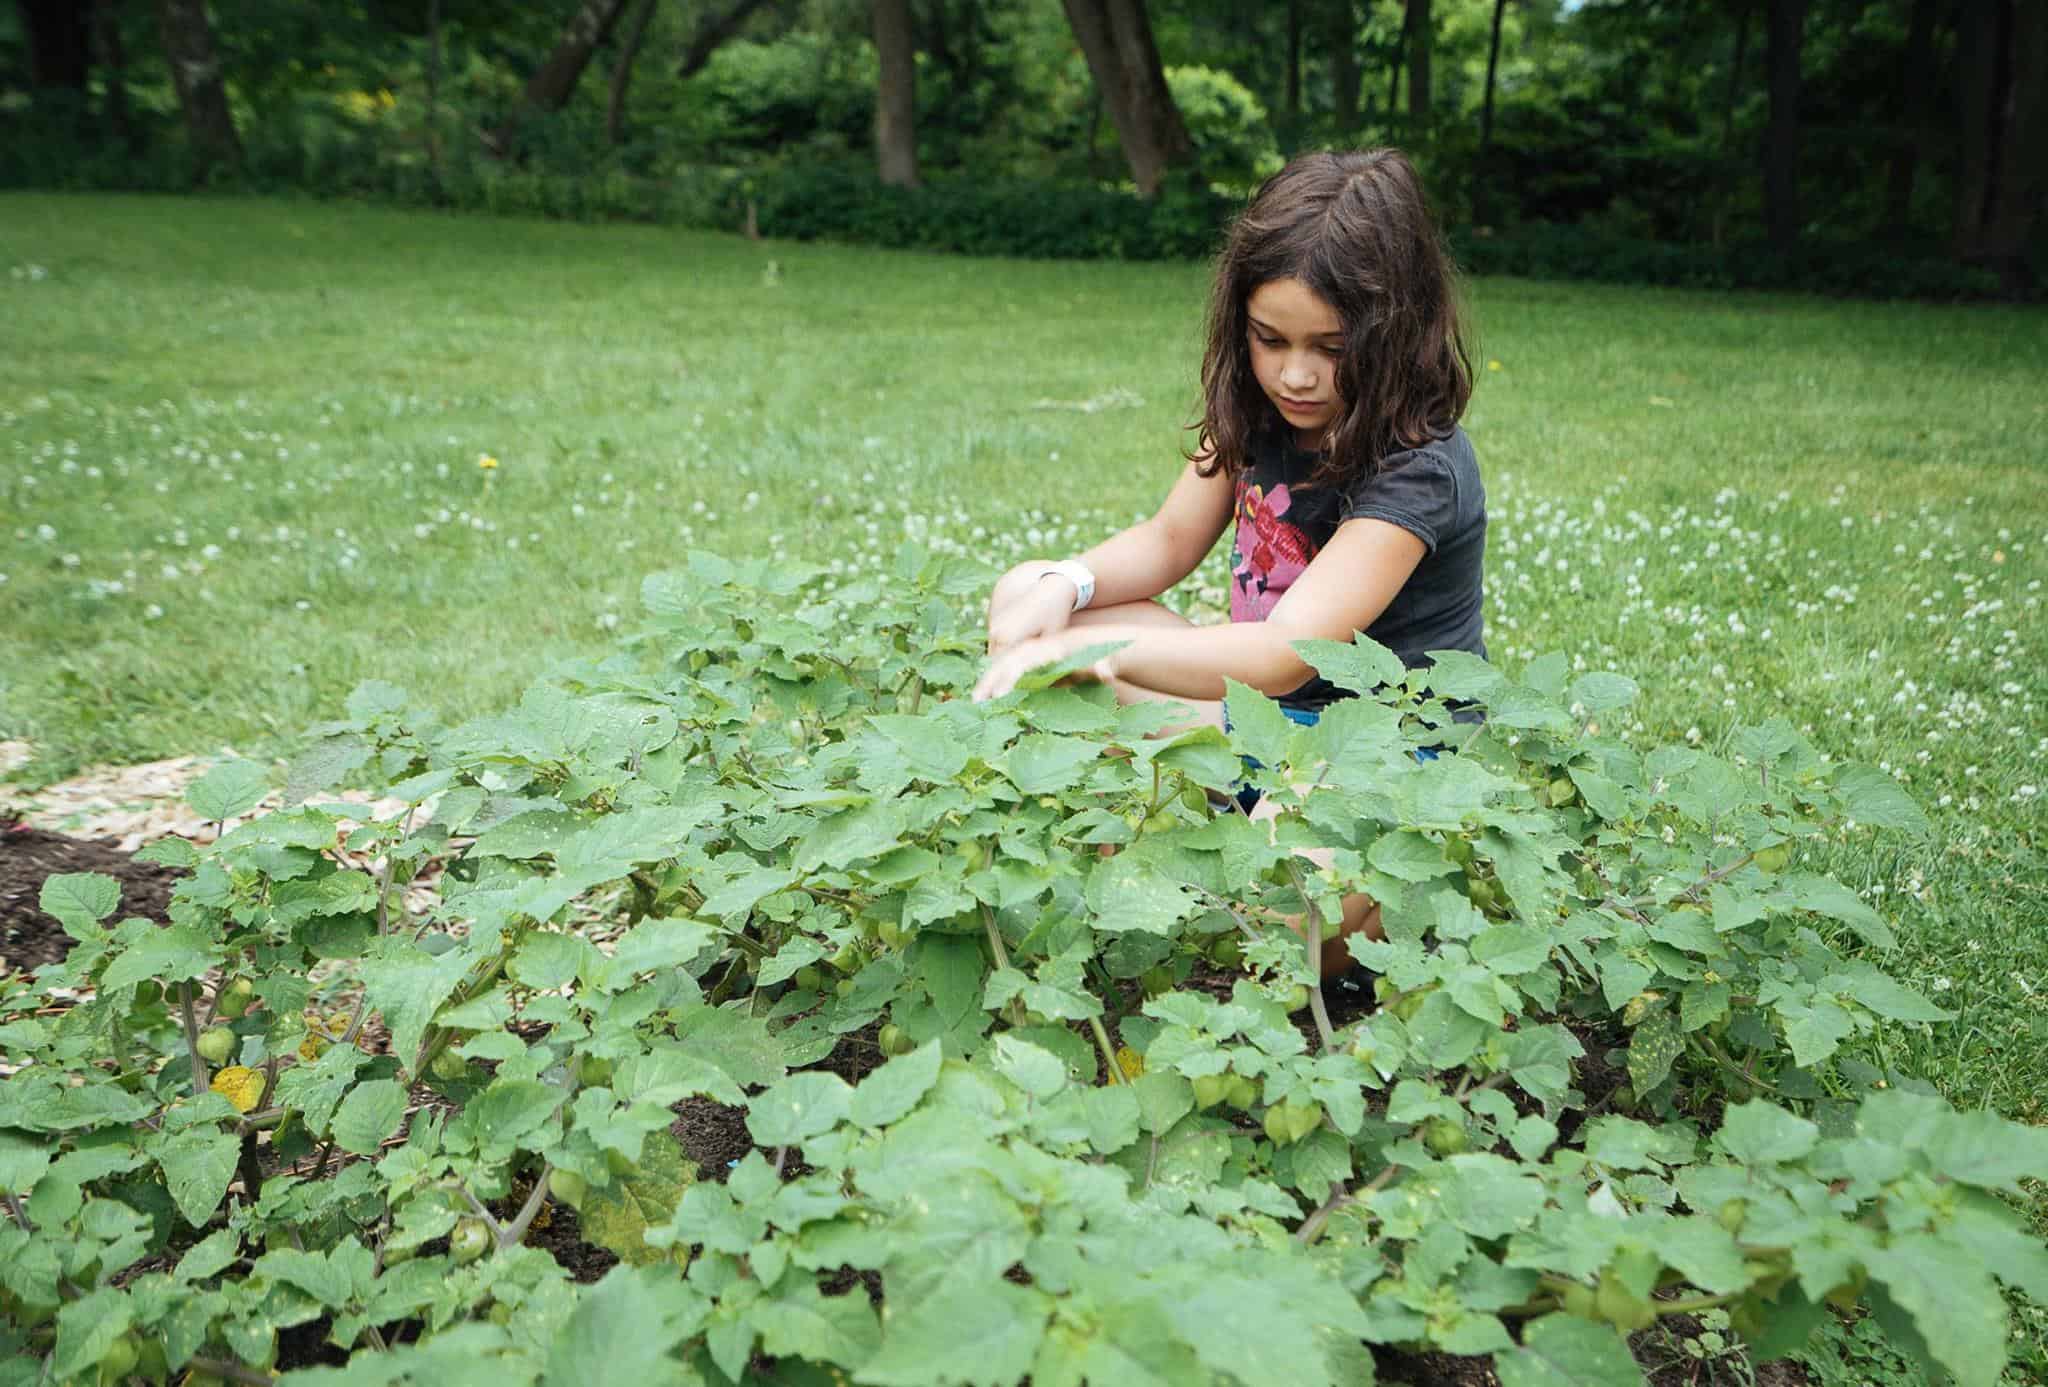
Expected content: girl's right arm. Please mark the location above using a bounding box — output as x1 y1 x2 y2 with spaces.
987 459 1234 652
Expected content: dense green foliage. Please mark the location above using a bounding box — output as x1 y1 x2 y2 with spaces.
2 0 2039 294
4 549 2044 1384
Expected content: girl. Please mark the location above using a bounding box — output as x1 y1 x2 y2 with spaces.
972 148 1486 978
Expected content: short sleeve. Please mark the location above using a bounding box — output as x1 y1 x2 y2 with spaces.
1339 449 1459 552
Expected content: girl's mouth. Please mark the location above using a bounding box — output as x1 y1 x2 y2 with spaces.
1278 397 1324 414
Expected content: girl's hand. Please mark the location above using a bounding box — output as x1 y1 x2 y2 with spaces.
985 565 1076 656
971 633 1114 703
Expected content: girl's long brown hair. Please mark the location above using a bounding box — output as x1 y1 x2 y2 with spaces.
1193 149 1474 491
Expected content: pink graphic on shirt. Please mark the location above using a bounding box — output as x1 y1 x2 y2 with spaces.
1230 478 1318 620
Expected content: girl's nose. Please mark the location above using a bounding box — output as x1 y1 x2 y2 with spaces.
1281 356 1319 390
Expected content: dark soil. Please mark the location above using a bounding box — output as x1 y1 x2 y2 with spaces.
0 823 187 975
671 1096 757 1181
525 1201 619 1285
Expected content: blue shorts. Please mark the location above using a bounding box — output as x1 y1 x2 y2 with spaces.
1225 704 1440 813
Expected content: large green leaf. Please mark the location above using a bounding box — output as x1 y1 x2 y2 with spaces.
1493 1313 1644 1387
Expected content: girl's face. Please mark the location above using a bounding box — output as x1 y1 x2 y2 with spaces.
1245 277 1344 449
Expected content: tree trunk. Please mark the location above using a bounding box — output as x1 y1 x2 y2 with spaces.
1385 7 1406 123
19 0 91 95
1328 0 1360 131
1479 0 1506 151
872 0 918 186
1405 0 1431 130
1952 0 2048 285
1721 1 1751 150
156 0 240 176
1060 0 1193 198
425 0 442 173
487 0 631 155
1284 0 1302 123
1762 0 1805 251
606 0 658 146
1881 0 1937 235
677 0 775 79
92 0 137 152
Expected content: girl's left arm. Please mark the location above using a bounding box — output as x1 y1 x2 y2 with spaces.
973 518 1427 702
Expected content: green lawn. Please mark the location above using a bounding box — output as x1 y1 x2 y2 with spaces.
4 193 2045 1222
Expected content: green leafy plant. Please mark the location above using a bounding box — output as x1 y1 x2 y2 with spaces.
1 544 2040 1386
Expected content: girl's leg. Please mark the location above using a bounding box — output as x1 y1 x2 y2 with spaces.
1069 600 1223 733
1249 789 1384 980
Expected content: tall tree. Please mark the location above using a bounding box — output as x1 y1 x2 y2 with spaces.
156 0 240 176
675 0 775 79
1762 0 1804 250
606 0 658 146
1061 0 1193 198
1951 0 2048 284
93 0 137 153
17 0 90 107
1405 0 1431 129
1478 0 1506 152
486 0 632 155
1881 0 1937 235
1327 0 1360 132
873 0 918 186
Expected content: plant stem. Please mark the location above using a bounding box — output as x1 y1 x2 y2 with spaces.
1295 1162 1399 1246
2 1191 31 1232
187 1357 274 1386
180 981 211 1095
1088 1017 1126 1085
979 903 1011 972
498 1165 553 1249
452 1182 503 1240
1279 858 1337 1054
1695 1035 1787 1096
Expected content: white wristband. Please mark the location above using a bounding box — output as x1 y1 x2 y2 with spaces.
1039 559 1096 612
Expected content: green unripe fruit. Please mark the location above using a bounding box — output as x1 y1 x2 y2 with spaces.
449 1218 490 1264
1465 875 1497 909
1422 1117 1470 1156
1140 812 1176 836
1263 1105 1295 1146
1038 797 1060 810
215 977 255 1019
1140 966 1175 999
1207 935 1243 968
1443 835 1475 867
1753 845 1791 874
381 1241 416 1266
1282 983 1309 1013
1284 1100 1323 1142
431 1050 470 1082
1548 775 1578 807
489 1301 515 1327
1716 1198 1748 1234
877 1023 915 1057
195 1027 235 1065
548 1169 588 1209
1179 784 1209 814
1226 1075 1259 1110
793 966 824 992
1560 1283 1598 1319
1191 1073 1233 1110
99 1334 139 1379
835 978 856 997
876 921 907 950
577 1054 614 1087
604 1149 635 1176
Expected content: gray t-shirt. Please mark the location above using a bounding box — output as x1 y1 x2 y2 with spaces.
1226 424 1487 711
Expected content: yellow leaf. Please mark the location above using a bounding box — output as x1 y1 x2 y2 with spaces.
1115 1045 1145 1081
210 1066 267 1114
